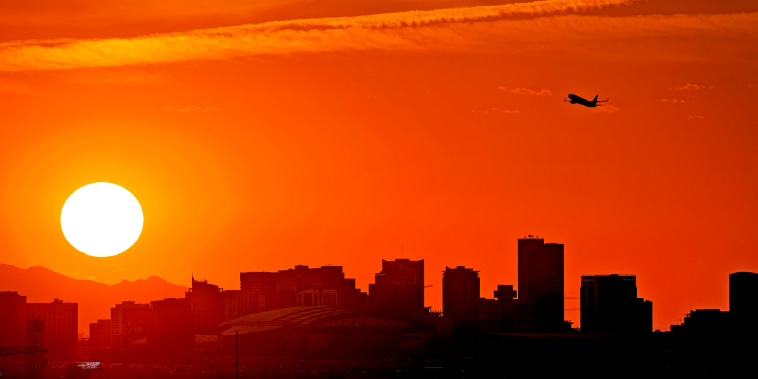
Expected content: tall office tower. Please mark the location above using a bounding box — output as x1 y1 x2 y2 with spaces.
110 301 151 348
516 235 564 332
369 259 425 319
240 265 367 313
26 299 78 354
442 266 480 325
580 274 653 333
186 277 224 335
0 291 27 347
729 271 758 330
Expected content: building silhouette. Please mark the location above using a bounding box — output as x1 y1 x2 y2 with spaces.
515 236 564 332
729 271 758 331
219 289 255 323
89 319 112 348
26 299 78 354
369 259 425 319
240 265 366 314
149 298 193 357
442 266 480 326
480 285 518 333
110 301 150 348
0 291 27 348
580 274 652 333
186 277 224 335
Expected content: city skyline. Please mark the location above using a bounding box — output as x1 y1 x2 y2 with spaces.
2 257 754 377
0 236 675 333
0 232 745 332
3 258 751 342
2 0 757 342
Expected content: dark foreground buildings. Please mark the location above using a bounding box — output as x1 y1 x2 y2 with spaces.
580 274 653 333
4 259 757 377
729 271 758 330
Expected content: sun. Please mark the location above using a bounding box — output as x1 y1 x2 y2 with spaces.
61 182 144 257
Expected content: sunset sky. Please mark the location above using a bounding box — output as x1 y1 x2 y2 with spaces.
1 0 757 331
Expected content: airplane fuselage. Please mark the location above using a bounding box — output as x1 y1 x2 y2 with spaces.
567 94 599 107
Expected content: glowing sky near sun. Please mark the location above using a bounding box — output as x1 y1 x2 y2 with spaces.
1 0 757 331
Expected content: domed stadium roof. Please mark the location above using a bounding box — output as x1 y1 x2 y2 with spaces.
219 306 433 336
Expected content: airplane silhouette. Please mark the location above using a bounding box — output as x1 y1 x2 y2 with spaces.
564 94 609 107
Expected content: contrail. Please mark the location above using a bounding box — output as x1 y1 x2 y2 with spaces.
0 0 713 72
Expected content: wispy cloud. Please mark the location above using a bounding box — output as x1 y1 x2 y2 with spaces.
1 0 756 72
659 98 686 103
688 115 704 120
670 83 710 91
0 0 640 72
498 86 552 96
591 104 621 112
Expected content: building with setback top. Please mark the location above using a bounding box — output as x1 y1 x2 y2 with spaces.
369 259 425 319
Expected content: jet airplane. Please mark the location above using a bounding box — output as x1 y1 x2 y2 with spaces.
564 94 609 107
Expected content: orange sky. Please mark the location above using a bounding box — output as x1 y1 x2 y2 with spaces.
1 0 757 331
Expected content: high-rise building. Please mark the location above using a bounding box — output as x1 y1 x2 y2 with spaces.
729 271 758 331
110 301 150 348
442 266 480 326
516 235 564 332
0 291 27 348
580 274 652 333
186 277 224 335
240 265 366 313
369 259 425 319
729 272 758 316
26 299 78 353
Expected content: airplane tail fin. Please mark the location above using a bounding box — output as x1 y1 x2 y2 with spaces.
592 94 598 103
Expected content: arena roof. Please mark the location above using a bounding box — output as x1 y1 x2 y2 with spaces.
219 307 433 336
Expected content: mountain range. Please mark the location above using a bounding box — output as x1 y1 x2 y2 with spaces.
0 263 187 337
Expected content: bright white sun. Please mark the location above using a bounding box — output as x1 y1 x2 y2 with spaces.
61 182 144 257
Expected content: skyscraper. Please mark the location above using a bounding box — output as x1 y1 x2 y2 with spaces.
516 235 564 332
580 274 652 333
729 271 758 331
186 277 224 335
369 259 425 319
442 266 480 325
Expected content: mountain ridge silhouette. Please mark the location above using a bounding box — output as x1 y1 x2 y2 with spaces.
0 263 188 337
